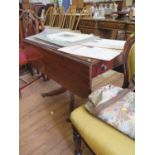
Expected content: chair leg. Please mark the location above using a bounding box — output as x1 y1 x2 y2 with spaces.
41 73 48 81
36 69 40 74
27 63 34 76
66 92 75 122
73 127 82 155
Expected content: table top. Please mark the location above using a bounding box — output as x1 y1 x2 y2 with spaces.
24 28 123 98
24 28 106 65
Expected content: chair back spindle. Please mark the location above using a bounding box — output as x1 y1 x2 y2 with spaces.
122 34 135 88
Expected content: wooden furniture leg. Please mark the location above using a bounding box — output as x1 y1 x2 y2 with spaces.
27 63 34 76
41 73 48 81
66 92 75 122
69 92 75 112
73 127 82 155
41 87 66 97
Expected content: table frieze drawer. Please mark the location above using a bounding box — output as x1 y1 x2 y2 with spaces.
80 28 94 34
79 20 97 28
80 28 101 36
92 61 113 78
98 21 125 30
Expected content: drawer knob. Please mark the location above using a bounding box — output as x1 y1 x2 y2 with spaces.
101 64 107 70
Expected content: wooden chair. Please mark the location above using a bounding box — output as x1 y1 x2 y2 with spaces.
61 5 77 30
49 7 58 27
75 5 93 30
44 6 54 26
66 5 77 14
20 10 67 99
54 6 65 27
70 34 135 155
19 9 45 95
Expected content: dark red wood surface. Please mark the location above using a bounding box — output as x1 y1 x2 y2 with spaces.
24 37 121 98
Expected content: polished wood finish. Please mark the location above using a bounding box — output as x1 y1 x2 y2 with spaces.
24 36 121 98
78 18 135 39
73 127 82 155
122 34 135 88
24 41 90 98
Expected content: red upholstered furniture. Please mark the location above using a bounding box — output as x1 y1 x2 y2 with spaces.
19 48 27 65
19 9 44 95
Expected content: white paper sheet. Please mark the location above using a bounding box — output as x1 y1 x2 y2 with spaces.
58 45 122 61
82 38 126 50
46 31 93 43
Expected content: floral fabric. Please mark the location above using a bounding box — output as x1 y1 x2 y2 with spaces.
85 84 135 139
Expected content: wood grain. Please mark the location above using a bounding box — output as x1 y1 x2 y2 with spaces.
20 77 93 155
78 18 135 39
20 70 123 155
24 37 120 98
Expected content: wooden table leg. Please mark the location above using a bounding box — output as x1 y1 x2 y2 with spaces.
41 73 48 81
41 87 66 97
69 92 75 112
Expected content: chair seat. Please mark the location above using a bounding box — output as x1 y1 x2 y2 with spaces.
70 105 135 155
20 47 43 64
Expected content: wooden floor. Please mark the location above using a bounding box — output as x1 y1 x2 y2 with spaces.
20 72 123 155
20 75 93 155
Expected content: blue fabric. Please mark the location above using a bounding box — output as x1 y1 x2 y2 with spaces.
62 0 70 12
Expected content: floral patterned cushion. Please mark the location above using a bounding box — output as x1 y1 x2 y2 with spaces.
85 84 135 139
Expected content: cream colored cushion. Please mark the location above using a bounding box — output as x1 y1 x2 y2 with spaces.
70 105 135 155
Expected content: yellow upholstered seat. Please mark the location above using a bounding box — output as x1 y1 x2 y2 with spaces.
70 34 135 155
128 44 135 81
71 105 134 155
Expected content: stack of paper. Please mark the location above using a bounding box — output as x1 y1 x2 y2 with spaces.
58 45 121 61
82 39 126 50
46 31 94 43
34 30 96 47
